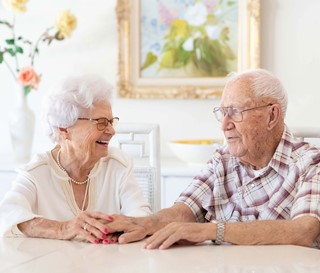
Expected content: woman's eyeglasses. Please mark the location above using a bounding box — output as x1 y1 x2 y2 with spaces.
78 117 119 131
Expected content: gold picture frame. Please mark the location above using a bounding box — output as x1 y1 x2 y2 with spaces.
116 0 260 99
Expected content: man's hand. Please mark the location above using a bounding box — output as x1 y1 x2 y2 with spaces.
144 222 215 250
105 214 149 244
105 204 198 245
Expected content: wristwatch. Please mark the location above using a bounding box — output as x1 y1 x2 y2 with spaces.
212 221 225 245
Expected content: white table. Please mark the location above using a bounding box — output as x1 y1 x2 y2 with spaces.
1 238 319 273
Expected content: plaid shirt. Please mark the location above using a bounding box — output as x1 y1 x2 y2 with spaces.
177 126 320 228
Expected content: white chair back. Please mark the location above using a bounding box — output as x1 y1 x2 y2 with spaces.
290 126 320 146
111 123 160 212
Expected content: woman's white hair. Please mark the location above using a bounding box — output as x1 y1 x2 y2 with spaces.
42 74 113 143
226 68 288 117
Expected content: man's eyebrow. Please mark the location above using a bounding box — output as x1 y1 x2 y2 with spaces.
220 104 239 108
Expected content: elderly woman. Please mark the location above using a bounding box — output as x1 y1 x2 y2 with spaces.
0 75 151 244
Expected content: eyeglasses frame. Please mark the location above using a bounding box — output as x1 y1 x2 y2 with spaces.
213 103 273 122
78 117 120 131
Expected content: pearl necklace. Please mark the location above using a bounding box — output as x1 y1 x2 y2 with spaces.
56 150 89 185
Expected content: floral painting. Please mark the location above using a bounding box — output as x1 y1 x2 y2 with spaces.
116 0 260 99
140 0 238 78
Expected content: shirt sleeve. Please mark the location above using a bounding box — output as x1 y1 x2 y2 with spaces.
176 158 219 223
291 163 320 220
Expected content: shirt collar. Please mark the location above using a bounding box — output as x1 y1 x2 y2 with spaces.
268 125 293 178
231 125 293 179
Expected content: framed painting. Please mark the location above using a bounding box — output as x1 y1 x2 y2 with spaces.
116 0 260 99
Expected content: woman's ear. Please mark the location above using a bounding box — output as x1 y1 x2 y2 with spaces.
267 104 281 129
58 128 69 140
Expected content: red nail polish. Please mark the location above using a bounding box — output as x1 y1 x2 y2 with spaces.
102 234 107 239
110 239 115 244
94 239 99 244
104 228 109 234
107 216 113 221
103 239 109 244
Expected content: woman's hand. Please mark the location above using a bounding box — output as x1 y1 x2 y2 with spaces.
18 211 115 243
60 211 114 243
19 212 150 244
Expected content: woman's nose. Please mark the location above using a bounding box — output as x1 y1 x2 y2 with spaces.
104 125 116 135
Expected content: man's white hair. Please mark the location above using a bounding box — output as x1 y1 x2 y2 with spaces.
225 69 288 117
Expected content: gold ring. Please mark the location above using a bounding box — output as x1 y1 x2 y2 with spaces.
83 223 88 231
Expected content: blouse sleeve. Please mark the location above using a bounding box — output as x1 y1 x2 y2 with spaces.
0 171 42 237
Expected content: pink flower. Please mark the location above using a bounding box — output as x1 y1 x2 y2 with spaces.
158 0 177 27
17 66 41 89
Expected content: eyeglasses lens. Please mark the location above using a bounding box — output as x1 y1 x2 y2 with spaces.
96 118 119 131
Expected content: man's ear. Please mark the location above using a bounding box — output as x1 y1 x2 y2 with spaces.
267 104 281 129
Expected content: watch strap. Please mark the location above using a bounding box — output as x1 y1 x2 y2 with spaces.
212 221 225 245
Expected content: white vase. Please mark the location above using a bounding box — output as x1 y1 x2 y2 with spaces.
8 87 35 163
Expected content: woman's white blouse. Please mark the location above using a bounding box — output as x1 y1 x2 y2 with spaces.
0 147 151 236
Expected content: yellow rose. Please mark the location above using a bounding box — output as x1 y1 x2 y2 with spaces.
171 19 188 37
2 0 29 13
54 10 77 39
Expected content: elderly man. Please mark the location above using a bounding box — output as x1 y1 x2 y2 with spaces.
106 69 320 249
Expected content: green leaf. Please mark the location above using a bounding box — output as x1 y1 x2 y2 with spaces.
0 52 3 64
162 41 175 52
7 48 15 56
15 46 23 54
5 39 15 45
159 50 177 69
24 85 31 96
141 51 158 71
176 45 192 66
192 38 230 76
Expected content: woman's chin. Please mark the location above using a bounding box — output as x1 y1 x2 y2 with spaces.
95 147 109 158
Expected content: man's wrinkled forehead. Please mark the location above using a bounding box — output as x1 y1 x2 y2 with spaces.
221 76 255 107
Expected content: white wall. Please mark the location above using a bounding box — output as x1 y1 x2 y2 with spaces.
261 0 320 128
1 0 320 161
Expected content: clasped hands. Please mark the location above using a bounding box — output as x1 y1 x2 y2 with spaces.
62 211 119 244
72 213 214 249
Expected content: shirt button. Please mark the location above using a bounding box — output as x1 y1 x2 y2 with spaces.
250 183 255 188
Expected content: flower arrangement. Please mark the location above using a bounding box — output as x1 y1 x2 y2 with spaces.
0 0 77 95
141 0 237 78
